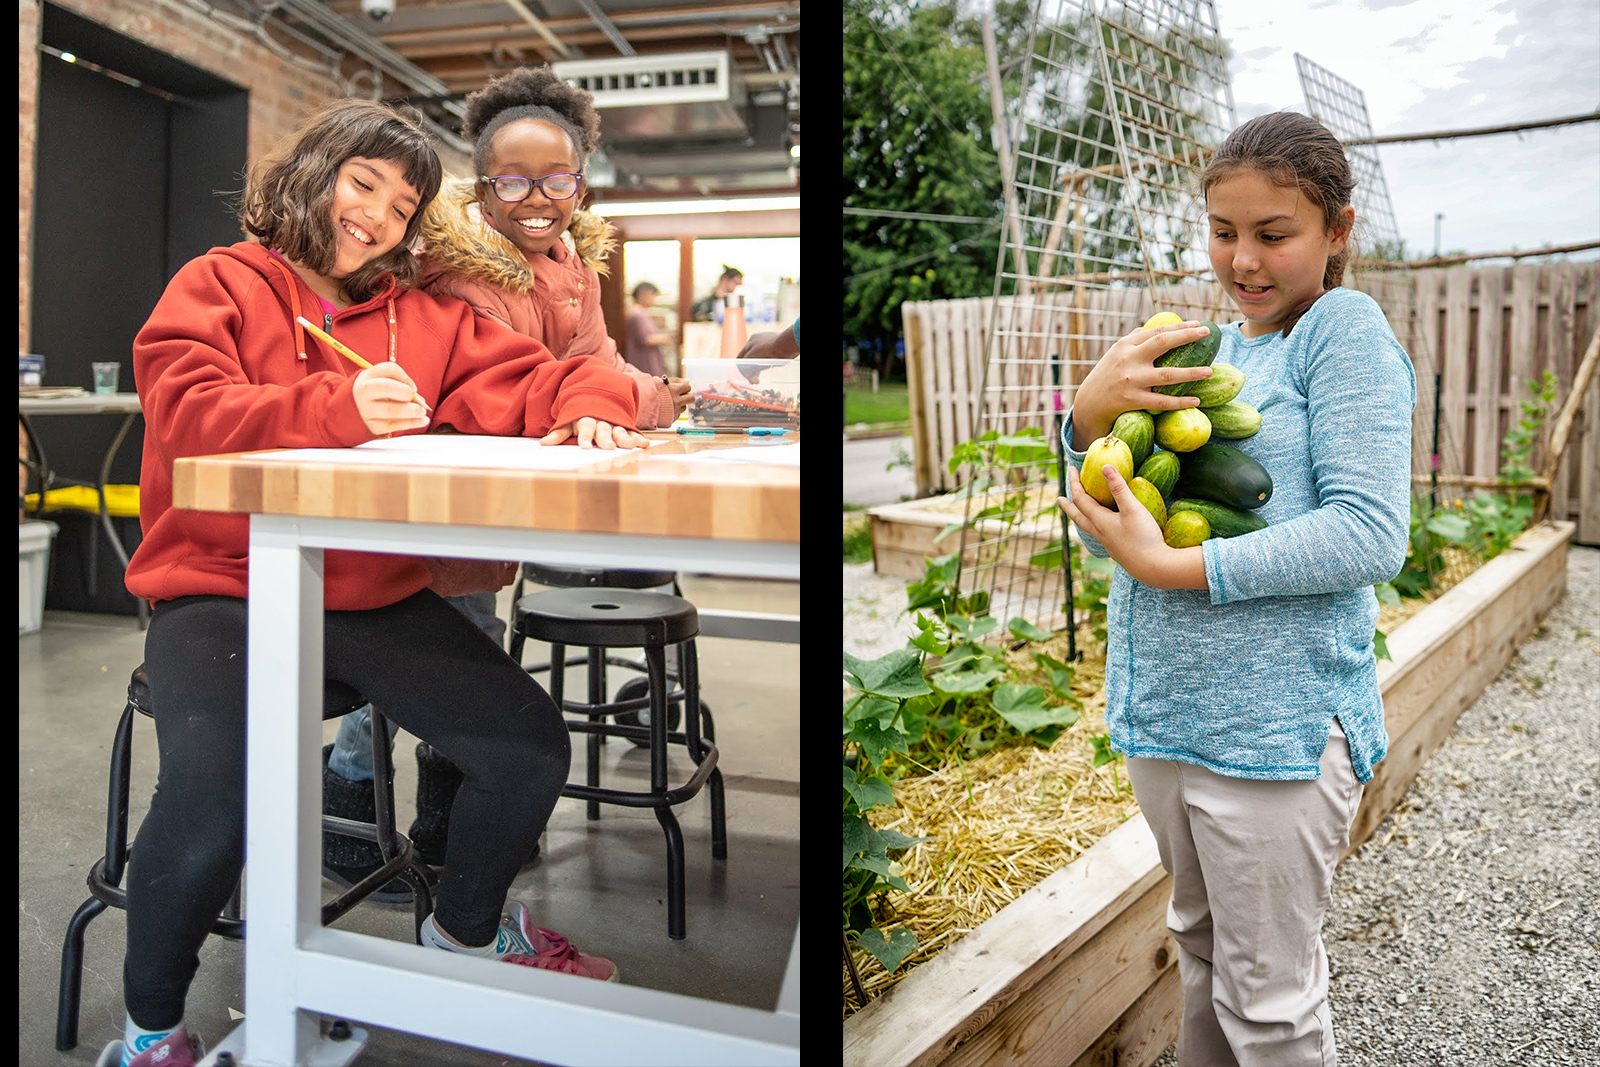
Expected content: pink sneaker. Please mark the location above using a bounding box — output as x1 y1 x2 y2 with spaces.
500 902 620 982
95 1024 205 1067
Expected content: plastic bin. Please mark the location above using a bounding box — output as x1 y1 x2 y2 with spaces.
23 485 144 616
19 520 58 635
682 358 801 429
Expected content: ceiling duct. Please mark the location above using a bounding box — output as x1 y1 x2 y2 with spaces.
552 50 747 141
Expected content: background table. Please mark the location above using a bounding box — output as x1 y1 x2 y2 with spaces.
172 433 800 1066
18 391 147 627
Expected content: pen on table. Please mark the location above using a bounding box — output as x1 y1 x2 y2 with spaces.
675 426 791 436
296 315 432 415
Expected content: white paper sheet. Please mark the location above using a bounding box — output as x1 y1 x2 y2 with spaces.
247 434 660 471
652 443 800 468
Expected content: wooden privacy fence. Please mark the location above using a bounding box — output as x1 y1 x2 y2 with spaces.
901 260 1599 543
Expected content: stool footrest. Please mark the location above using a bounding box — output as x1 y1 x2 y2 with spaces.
561 689 686 716
560 740 718 809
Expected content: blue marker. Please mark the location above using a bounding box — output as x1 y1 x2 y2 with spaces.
676 426 792 436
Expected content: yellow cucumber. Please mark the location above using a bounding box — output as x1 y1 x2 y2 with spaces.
1163 509 1210 548
1141 311 1184 330
1153 407 1212 452
1188 362 1246 408
1128 476 1168 529
1081 434 1134 507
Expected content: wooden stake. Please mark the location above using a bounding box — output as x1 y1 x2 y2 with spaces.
1535 325 1600 523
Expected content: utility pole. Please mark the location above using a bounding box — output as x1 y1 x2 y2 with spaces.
1434 213 1444 258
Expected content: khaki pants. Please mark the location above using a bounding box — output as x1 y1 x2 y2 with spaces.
1127 720 1363 1067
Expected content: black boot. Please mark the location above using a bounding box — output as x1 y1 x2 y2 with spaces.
321 743 413 904
409 742 540 868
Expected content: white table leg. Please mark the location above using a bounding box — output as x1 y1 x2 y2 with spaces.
245 516 328 1065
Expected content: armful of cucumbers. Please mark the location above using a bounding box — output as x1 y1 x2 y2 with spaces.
1079 313 1272 546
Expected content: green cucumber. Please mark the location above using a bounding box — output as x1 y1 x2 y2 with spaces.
1110 410 1155 468
1203 400 1262 439
1151 321 1221 397
1167 497 1269 538
1136 450 1181 500
1188 362 1245 408
1175 442 1274 510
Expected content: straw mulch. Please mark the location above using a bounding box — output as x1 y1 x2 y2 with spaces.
843 550 1488 1020
844 627 1130 1017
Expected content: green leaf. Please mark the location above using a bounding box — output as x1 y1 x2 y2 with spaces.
843 813 876 872
843 648 931 699
876 827 934 850
929 665 1005 695
1029 542 1065 570
1373 628 1391 663
846 719 911 769
1423 511 1472 543
933 520 966 544
843 768 897 811
992 683 1078 733
855 927 919 973
844 694 900 728
1373 582 1401 607
1007 617 1053 642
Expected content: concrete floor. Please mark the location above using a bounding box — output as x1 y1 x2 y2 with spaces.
20 574 799 1067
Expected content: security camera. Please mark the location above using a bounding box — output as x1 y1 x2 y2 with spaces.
361 0 395 22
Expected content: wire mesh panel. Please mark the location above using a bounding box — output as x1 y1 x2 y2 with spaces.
1294 53 1404 255
955 0 1237 633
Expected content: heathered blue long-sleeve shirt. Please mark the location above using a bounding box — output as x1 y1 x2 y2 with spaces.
1062 287 1416 782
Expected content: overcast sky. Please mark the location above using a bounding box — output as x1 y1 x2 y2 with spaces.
1211 0 1599 259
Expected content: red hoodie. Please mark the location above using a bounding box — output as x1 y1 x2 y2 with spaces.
126 241 639 610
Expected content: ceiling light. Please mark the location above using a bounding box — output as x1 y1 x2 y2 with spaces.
590 196 799 217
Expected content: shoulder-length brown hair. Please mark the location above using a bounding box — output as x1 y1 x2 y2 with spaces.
239 99 443 304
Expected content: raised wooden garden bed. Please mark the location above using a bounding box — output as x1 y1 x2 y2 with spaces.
844 521 1575 1067
868 487 1066 583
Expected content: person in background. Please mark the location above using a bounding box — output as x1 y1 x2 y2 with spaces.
689 265 743 321
736 317 800 361
624 282 672 377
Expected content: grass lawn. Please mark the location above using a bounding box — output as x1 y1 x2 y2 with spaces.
844 382 910 430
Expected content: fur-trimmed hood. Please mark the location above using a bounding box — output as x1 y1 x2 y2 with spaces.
416 175 617 294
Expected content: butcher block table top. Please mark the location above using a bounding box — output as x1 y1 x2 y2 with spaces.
171 431 800 543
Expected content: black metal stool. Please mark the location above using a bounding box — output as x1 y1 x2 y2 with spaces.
55 665 434 1052
512 587 726 940
508 563 694 746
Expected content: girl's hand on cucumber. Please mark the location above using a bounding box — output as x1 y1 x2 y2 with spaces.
1069 322 1214 448
1059 464 1171 583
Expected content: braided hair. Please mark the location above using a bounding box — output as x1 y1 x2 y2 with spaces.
461 66 601 177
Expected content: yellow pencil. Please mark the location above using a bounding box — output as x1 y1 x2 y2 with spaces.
296 315 432 415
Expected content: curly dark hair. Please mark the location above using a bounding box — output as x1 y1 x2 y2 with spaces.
238 99 442 304
461 66 601 177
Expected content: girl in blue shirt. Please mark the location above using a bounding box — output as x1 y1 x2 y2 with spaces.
1059 111 1415 1064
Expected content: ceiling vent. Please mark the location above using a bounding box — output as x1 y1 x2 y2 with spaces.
553 50 747 140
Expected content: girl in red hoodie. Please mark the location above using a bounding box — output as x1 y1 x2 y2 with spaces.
104 100 633 1067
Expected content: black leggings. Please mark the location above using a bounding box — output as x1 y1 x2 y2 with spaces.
124 592 570 1029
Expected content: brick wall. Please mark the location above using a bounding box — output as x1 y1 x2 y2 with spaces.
18 0 470 352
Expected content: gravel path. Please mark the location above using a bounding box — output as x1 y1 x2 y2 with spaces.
1151 543 1600 1065
843 560 922 663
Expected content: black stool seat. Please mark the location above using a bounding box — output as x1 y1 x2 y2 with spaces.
521 562 677 590
515 588 698 648
126 664 368 721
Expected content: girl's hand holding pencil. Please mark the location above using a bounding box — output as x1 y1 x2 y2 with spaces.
352 361 432 435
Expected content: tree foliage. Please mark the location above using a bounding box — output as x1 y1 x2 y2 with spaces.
843 0 1011 350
